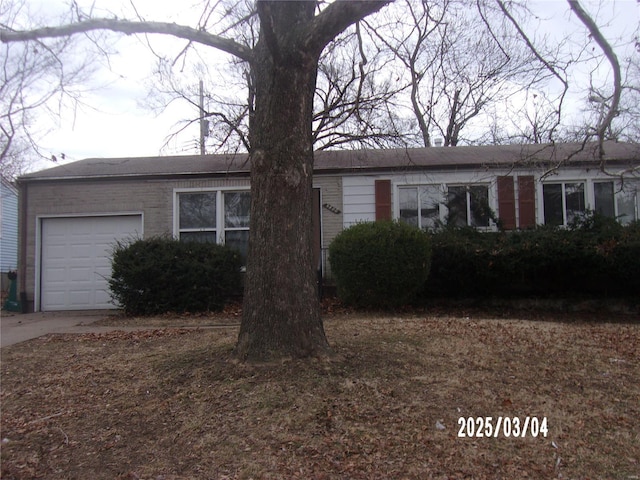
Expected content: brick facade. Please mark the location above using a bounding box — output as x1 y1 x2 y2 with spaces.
18 174 343 311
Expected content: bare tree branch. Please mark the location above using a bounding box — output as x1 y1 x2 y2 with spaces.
496 0 569 140
1 18 254 62
1 1 99 176
567 0 622 158
305 0 390 56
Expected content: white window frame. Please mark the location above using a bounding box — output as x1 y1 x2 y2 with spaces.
396 183 494 230
446 184 493 229
176 190 218 242
173 187 251 248
221 191 251 261
542 181 586 226
397 184 445 229
593 180 639 224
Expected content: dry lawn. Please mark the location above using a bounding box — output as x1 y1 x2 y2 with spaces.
1 308 639 480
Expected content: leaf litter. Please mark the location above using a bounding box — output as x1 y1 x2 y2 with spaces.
1 308 638 479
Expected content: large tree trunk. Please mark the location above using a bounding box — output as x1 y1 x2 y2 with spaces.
234 3 331 362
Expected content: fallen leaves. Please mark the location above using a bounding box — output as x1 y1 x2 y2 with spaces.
1 313 638 479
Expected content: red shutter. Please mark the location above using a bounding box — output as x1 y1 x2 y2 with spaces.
497 176 516 230
375 180 392 221
518 176 536 228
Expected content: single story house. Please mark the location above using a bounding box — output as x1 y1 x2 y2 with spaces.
1 176 19 292
16 141 640 312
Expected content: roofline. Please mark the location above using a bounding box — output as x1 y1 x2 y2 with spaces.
17 158 638 184
17 142 640 184
315 157 639 175
16 169 252 184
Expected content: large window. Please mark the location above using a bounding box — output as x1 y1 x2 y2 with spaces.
447 185 491 227
178 192 217 242
177 190 250 261
594 181 638 225
223 192 250 261
399 185 442 229
543 182 585 226
399 184 490 229
616 188 639 225
594 181 615 218
544 181 639 226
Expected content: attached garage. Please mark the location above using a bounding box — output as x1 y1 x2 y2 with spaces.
38 215 142 311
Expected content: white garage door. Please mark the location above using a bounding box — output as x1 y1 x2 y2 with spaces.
40 215 142 311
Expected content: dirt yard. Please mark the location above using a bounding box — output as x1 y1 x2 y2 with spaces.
1 307 638 479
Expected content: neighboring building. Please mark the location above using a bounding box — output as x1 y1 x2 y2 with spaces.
1 177 19 291
16 141 640 312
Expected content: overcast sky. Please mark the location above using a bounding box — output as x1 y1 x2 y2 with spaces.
10 0 640 173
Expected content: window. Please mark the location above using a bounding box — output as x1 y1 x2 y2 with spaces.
447 185 490 227
594 181 640 224
177 190 250 261
594 182 615 218
543 182 585 226
616 187 638 225
399 184 490 229
223 192 250 261
178 192 217 242
399 185 442 229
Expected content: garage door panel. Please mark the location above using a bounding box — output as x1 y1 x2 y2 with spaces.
70 245 94 259
40 215 141 311
94 289 113 308
69 290 92 306
94 265 112 277
69 267 92 282
46 222 69 235
69 222 91 234
94 242 117 257
45 244 68 258
41 291 66 310
43 269 68 291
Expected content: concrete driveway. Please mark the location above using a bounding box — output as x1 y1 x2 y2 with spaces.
0 310 121 348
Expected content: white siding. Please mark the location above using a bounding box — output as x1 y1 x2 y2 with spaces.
343 168 640 231
1 181 18 272
342 176 378 226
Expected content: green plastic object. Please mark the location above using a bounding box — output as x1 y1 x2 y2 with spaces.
3 272 21 312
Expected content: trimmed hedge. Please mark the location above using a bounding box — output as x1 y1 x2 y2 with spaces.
109 236 243 315
425 216 640 298
329 221 431 308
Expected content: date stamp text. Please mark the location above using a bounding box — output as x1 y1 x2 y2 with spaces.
457 416 548 438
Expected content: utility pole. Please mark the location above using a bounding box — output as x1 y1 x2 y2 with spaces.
199 79 208 155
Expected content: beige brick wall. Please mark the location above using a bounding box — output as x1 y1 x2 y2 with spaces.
19 176 251 310
19 174 343 310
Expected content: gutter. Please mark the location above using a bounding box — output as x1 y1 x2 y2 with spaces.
18 169 252 184
17 179 28 313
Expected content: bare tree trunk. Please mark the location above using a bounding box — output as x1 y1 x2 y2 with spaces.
234 8 331 362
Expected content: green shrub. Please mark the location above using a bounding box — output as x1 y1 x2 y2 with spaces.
109 236 243 315
425 226 499 296
425 215 640 299
329 221 431 308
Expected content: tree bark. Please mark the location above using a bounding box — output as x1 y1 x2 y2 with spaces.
233 1 389 362
234 3 329 362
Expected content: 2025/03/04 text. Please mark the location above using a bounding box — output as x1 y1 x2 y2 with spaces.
457 416 548 438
